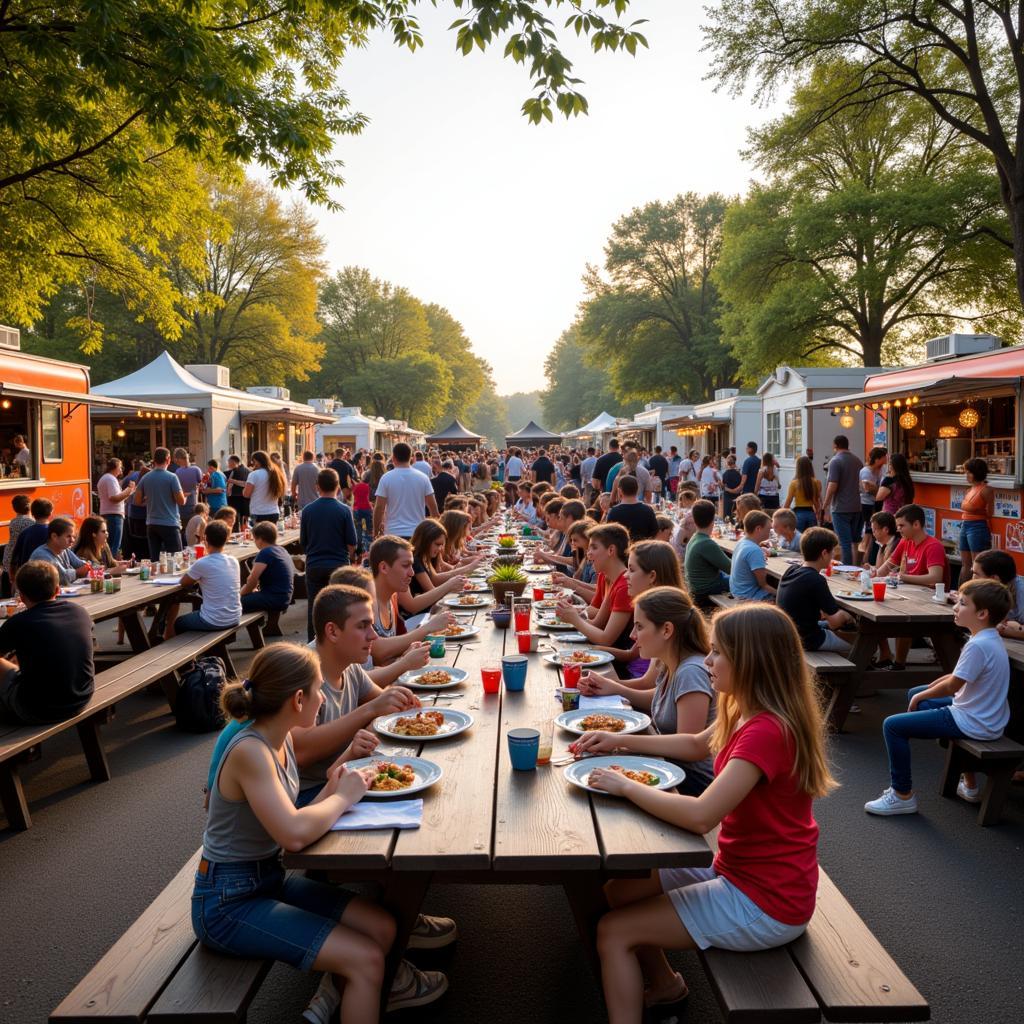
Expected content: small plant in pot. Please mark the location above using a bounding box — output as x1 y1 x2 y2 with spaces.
488 563 528 605
496 535 518 550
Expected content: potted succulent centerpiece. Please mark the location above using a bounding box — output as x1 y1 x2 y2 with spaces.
488 563 528 605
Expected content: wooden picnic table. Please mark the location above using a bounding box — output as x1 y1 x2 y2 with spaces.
56 528 302 652
282 597 712 973
715 536 962 684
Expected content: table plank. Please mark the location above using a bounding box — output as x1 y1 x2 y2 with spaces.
390 611 506 871
493 643 601 871
1005 637 1024 673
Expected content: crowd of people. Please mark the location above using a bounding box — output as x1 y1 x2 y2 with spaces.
2 431 1021 1023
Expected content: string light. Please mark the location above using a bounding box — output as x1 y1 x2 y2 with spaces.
939 426 959 438
899 411 918 429
839 414 855 428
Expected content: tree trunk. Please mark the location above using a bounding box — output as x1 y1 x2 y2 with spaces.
860 332 884 367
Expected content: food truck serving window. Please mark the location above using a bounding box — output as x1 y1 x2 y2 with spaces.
892 389 1017 478
41 402 62 462
0 396 35 479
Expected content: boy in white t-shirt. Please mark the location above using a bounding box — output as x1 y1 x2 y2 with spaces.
866 578 1011 816
165 520 241 637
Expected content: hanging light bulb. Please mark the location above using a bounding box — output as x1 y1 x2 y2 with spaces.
899 411 918 430
959 406 980 429
839 414 855 429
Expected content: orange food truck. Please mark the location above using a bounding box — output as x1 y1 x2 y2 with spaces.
811 334 1024 571
0 327 170 543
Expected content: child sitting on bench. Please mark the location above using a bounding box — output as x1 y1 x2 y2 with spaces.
164 520 241 638
575 604 833 1021
865 578 1011 816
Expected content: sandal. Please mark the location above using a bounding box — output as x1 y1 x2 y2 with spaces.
644 972 689 1008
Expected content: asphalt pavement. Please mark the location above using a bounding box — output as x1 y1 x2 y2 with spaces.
2 606 1022 1024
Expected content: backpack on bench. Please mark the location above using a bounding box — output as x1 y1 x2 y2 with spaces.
175 656 228 733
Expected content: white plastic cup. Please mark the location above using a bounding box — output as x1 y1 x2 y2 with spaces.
934 583 946 602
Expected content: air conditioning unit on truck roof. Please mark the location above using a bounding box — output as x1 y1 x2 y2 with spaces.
924 333 1001 362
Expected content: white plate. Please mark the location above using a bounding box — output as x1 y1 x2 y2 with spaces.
436 624 480 642
555 708 652 736
460 582 491 593
564 755 685 795
543 649 615 667
443 594 491 608
536 617 578 631
373 708 474 741
398 666 468 689
840 592 877 601
124 567 142 575
556 631 589 642
523 564 550 573
348 755 443 798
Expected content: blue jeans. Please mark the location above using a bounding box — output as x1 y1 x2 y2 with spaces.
191 856 354 970
882 686 965 793
103 514 124 558
794 509 817 532
175 610 236 633
959 519 992 553
354 508 373 551
830 510 862 565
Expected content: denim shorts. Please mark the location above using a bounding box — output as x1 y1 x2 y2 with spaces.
191 856 355 970
657 866 807 952
959 519 992 553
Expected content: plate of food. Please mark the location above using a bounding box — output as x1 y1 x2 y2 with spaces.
461 580 491 593
564 755 685 795
536 616 579 631
543 648 614 666
523 564 550 573
443 594 491 608
840 592 877 601
347 755 443 798
373 708 474 741
555 708 651 736
435 622 480 642
398 666 468 689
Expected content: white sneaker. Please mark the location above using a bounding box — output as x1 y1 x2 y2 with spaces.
302 973 339 1024
386 959 449 1012
864 787 918 816
957 776 981 803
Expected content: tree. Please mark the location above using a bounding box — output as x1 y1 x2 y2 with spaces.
166 176 326 386
1 1 648 327
703 1 1024 312
716 64 1020 379
466 382 510 444
504 391 546 429
577 194 737 403
541 327 634 430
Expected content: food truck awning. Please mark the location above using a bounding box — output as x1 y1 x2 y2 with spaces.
240 407 337 424
661 414 732 430
806 376 1020 410
0 382 195 415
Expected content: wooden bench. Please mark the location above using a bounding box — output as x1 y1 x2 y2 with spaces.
699 866 929 1023
939 734 1024 826
0 613 265 831
50 849 272 1024
707 595 858 731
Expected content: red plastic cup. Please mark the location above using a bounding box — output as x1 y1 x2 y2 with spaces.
533 586 546 601
194 544 205 559
562 662 582 688
514 609 531 632
481 664 501 694
824 562 833 577
516 631 533 654
872 580 886 602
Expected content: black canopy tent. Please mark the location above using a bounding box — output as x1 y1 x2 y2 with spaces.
504 420 563 447
425 419 484 450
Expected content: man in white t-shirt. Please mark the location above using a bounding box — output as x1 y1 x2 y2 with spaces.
411 451 432 477
373 442 438 539
96 457 136 558
164 520 241 637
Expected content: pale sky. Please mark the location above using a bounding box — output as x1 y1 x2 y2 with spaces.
305 1 780 394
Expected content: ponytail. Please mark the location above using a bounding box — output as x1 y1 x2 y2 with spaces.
220 643 320 721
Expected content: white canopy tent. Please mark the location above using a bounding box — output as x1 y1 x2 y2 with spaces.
565 411 621 438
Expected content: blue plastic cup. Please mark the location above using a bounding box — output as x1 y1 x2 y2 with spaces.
501 654 528 692
508 728 540 771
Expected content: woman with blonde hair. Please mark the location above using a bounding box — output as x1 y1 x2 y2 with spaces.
577 603 835 1021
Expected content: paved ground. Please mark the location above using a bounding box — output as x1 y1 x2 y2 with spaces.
2 605 1023 1024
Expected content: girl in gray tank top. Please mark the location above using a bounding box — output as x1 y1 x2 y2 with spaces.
191 644 394 1022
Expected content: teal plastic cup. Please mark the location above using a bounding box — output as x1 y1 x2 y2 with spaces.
426 635 446 658
508 728 539 770
501 654 528 692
